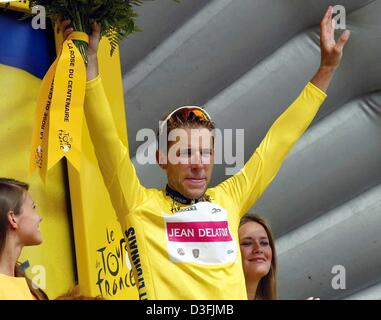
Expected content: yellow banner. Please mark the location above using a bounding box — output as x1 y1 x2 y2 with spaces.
30 32 88 180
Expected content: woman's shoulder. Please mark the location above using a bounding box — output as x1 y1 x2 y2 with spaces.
0 273 34 300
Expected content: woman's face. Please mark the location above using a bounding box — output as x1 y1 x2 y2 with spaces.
239 221 272 281
16 193 43 246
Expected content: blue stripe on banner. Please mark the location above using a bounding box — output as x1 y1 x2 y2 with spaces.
0 10 55 79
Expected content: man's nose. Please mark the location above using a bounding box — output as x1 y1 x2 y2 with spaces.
191 151 203 167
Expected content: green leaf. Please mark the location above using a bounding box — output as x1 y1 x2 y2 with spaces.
28 0 181 56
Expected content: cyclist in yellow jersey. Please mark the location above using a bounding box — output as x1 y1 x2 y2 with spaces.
62 6 350 299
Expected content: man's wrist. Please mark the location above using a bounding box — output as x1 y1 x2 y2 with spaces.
310 65 337 92
88 53 98 61
318 65 337 74
86 54 99 81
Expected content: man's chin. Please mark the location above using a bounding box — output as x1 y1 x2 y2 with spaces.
185 187 206 200
180 179 209 199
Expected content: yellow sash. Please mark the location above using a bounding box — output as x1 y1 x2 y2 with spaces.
30 32 88 180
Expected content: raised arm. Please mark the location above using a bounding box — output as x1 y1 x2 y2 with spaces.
61 20 146 213
215 6 350 217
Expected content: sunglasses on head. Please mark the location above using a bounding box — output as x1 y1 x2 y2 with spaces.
159 106 212 135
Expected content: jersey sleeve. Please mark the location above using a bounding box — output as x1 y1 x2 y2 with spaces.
214 82 327 218
84 76 147 216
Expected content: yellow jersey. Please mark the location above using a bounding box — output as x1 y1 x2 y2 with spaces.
84 77 326 299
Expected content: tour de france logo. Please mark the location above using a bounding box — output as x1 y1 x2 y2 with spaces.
58 129 72 152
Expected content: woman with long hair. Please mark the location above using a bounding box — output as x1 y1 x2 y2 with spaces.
0 178 47 299
239 213 277 300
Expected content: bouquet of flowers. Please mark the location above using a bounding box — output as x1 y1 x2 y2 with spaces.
28 0 150 63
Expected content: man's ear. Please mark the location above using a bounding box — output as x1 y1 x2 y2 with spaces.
156 149 167 170
7 211 18 230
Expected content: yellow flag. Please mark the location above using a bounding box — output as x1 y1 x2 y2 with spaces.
30 32 88 180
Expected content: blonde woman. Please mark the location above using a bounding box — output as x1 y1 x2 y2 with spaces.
239 213 277 300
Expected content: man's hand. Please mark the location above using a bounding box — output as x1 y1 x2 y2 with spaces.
320 6 350 70
311 6 351 92
58 18 101 81
87 22 101 58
